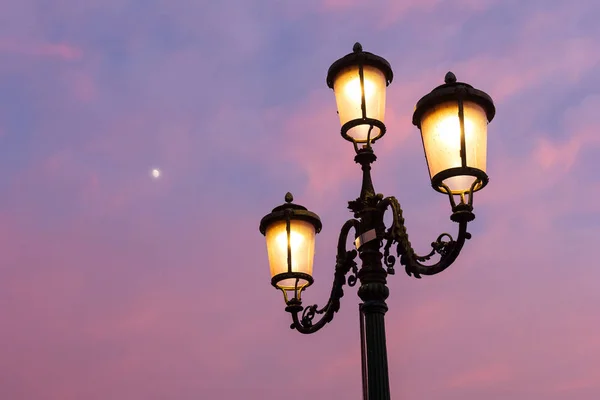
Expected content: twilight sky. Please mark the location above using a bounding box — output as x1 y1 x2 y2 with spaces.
1 0 600 399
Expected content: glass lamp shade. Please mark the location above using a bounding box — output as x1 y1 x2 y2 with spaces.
332 65 388 143
413 72 495 195
326 43 393 146
420 100 488 193
259 193 322 300
264 219 316 290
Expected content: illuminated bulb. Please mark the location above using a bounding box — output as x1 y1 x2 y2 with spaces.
342 77 378 141
275 230 305 254
344 77 376 105
275 229 307 274
435 115 475 154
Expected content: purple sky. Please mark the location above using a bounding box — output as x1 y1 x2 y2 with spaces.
1 0 600 399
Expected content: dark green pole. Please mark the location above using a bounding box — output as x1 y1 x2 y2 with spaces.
353 148 391 400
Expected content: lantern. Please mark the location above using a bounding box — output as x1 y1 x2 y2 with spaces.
259 193 321 302
326 42 393 147
412 72 495 195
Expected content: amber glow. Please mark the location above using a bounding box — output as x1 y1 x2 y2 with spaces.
343 75 376 106
333 65 387 142
265 219 315 290
420 101 488 193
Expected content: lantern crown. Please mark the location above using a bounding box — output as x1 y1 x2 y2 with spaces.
326 42 394 89
259 192 322 235
413 71 495 127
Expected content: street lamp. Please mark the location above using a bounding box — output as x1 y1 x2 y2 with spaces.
259 43 495 400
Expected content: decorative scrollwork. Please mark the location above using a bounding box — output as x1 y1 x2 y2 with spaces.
411 233 455 262
301 304 320 327
430 233 454 257
286 191 474 334
299 248 358 328
383 254 396 275
378 196 472 279
286 219 360 334
347 255 359 287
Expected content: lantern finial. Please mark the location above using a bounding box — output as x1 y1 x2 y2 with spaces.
445 71 457 84
285 192 294 203
353 42 363 53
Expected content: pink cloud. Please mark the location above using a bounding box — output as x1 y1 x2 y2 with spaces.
265 90 357 203
544 94 600 171
478 93 600 217
447 363 512 388
0 38 82 60
69 70 97 102
452 40 599 104
318 0 497 22
553 375 600 393
534 137 581 172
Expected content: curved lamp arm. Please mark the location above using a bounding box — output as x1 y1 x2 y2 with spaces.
285 219 359 334
378 196 472 279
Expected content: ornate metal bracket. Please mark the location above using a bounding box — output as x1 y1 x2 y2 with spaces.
281 148 480 333
285 219 359 334
378 196 472 279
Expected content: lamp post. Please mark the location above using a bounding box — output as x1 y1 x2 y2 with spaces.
259 43 495 400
